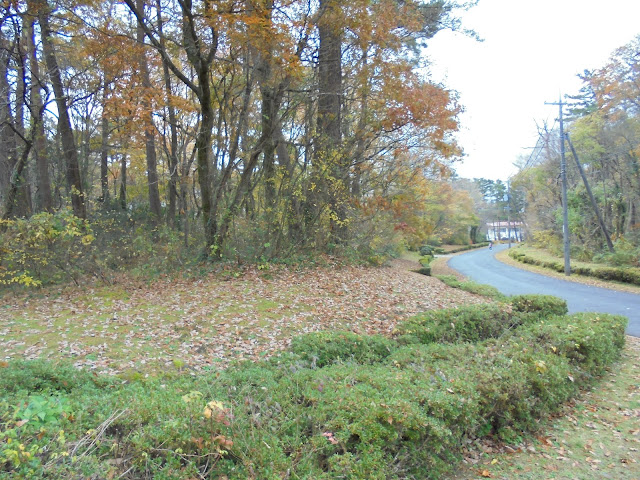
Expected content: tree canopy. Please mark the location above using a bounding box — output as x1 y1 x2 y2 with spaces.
0 0 480 267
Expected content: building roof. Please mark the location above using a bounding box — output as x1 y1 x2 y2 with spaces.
486 221 523 227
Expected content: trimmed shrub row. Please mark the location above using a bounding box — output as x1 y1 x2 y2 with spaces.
290 331 394 368
510 293 568 316
509 249 640 286
0 296 626 480
446 242 490 254
419 245 445 256
393 303 524 344
436 274 506 300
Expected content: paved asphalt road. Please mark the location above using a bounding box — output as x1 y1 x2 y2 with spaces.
447 244 640 337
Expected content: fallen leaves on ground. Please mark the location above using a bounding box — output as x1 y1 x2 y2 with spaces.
0 260 484 375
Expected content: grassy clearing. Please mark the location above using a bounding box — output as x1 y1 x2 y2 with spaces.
0 262 484 375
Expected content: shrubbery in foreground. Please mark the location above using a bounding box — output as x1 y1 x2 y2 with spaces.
0 296 627 479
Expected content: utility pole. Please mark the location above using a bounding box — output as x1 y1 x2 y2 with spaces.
545 96 571 276
507 179 512 249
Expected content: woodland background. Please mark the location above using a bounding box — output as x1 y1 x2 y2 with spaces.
1 0 639 286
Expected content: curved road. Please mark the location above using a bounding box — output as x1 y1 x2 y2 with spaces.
447 244 640 337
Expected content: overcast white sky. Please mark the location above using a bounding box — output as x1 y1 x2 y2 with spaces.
425 0 640 181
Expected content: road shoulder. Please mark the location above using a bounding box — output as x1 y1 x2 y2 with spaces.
495 247 640 295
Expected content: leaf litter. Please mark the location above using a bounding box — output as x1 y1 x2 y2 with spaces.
0 260 484 375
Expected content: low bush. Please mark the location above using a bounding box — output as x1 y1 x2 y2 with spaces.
476 341 576 436
446 243 490 254
0 209 96 287
289 331 394 368
288 363 480 479
593 239 640 268
393 303 520 344
436 275 506 300
589 266 640 285
417 266 432 276
0 360 105 395
419 254 434 266
510 294 568 317
514 312 627 379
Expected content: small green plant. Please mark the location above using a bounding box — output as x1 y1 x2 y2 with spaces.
0 395 72 477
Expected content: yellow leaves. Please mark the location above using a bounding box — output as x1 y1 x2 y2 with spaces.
535 360 547 374
181 390 203 404
203 400 225 419
82 234 95 246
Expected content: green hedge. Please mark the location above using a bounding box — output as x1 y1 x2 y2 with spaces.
0 297 628 480
289 331 394 368
510 294 568 316
436 275 506 300
394 303 529 345
508 249 640 286
446 242 489 254
417 266 432 276
419 255 434 266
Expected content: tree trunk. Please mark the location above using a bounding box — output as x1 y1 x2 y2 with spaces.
136 0 162 221
38 0 86 218
216 139 266 250
119 155 127 210
13 28 33 217
196 76 216 252
27 14 53 213
0 35 30 218
0 36 14 213
316 0 346 242
2 141 34 221
99 80 110 205
156 0 179 227
262 86 278 218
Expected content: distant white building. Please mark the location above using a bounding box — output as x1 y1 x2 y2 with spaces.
486 221 523 242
